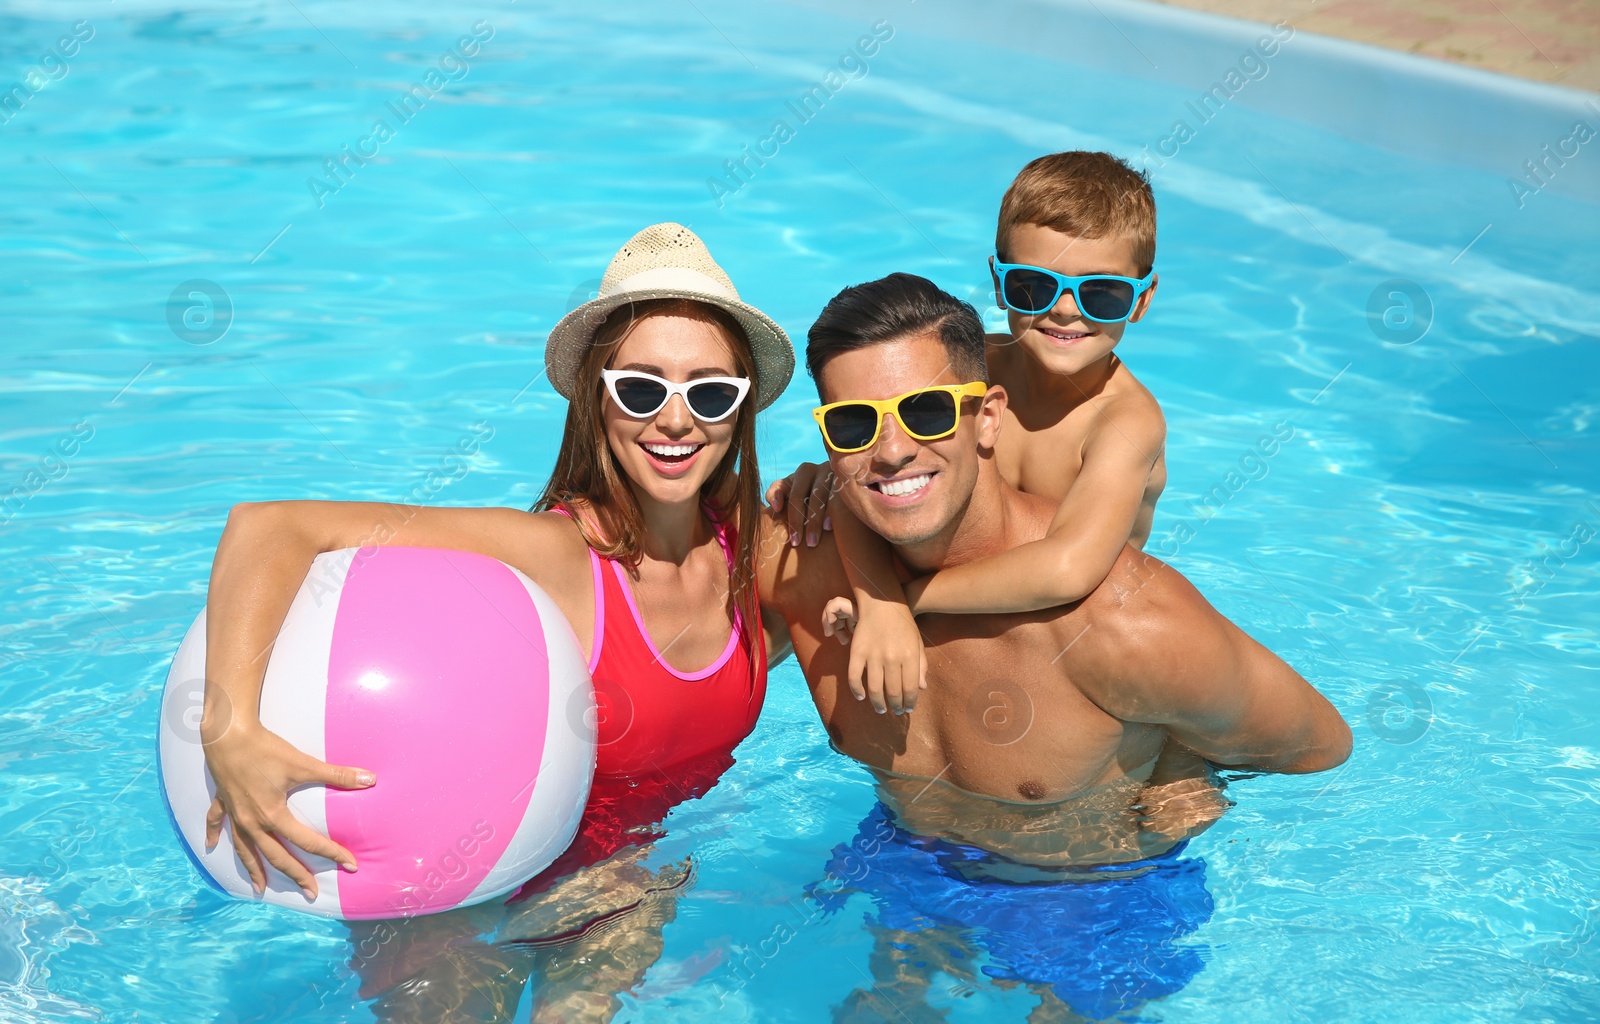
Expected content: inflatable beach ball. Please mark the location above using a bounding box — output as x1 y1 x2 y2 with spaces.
158 546 595 920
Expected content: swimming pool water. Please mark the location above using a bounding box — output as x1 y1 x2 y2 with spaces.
2 1 1597 1021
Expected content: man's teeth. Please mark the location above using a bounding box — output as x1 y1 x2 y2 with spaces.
642 442 702 457
878 474 931 497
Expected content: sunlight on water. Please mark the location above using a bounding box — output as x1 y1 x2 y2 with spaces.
1 1 1596 1021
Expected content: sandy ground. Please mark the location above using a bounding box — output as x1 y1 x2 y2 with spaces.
1146 0 1600 91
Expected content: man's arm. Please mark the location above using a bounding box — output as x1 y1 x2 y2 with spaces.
762 607 794 670
828 499 926 713
754 506 796 671
754 504 855 688
760 471 924 711
1077 551 1352 774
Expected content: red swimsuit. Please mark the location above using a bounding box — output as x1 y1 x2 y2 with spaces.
583 514 765 775
513 510 766 896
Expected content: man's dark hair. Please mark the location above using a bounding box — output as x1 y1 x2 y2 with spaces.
806 273 986 394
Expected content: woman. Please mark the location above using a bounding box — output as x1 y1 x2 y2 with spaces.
199 223 792 1021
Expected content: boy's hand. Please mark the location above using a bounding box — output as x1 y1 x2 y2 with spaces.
839 600 928 715
765 462 835 547
821 596 857 645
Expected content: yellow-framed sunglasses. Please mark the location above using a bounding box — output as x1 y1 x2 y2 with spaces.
812 381 988 453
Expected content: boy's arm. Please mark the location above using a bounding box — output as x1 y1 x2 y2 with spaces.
830 499 927 714
907 402 1164 615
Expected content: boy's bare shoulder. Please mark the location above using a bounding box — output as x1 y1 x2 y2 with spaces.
1103 356 1163 412
1091 361 1166 450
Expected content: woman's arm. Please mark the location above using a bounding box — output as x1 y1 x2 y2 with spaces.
201 499 587 899
905 404 1163 615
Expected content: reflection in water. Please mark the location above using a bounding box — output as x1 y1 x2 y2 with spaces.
873 742 1233 870
345 749 733 1024
346 848 691 1023
341 745 1228 1021
813 744 1228 1021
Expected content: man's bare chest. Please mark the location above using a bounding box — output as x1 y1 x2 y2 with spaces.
823 615 1166 803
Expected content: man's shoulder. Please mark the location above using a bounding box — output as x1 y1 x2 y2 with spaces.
1065 546 1232 714
752 505 846 611
1078 545 1209 622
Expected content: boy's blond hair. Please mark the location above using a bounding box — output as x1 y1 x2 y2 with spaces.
995 152 1157 276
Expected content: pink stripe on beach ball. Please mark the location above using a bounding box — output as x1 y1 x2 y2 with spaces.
325 547 550 919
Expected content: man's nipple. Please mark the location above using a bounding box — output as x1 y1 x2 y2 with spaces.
1017 780 1047 801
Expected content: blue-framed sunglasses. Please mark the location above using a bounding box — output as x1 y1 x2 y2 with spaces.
990 256 1155 323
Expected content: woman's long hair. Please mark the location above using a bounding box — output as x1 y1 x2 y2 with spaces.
535 298 762 673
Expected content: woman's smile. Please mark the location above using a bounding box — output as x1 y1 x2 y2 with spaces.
637 439 706 475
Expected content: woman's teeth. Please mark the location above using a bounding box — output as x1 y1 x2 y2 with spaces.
876 473 931 497
642 442 703 458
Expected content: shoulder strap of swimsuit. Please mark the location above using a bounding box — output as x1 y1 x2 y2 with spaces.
550 504 607 675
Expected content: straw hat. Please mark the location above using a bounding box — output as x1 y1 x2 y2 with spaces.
545 223 794 411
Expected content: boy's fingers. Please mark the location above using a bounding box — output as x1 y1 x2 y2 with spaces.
822 598 855 643
865 663 887 715
786 494 806 545
805 479 831 546
900 664 919 712
846 648 867 701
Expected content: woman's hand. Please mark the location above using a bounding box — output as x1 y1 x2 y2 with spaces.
765 462 835 547
202 722 375 899
821 596 928 716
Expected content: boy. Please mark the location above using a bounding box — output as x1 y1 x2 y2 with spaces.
770 151 1167 713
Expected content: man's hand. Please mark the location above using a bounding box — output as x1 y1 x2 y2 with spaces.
1135 744 1232 848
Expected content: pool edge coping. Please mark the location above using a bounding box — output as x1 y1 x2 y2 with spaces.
777 0 1600 204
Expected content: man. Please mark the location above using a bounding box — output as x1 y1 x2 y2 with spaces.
755 273 1350 1019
